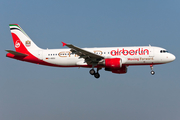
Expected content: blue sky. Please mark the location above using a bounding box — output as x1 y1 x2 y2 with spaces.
0 0 180 120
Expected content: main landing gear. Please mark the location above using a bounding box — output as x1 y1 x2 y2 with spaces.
150 65 155 75
89 68 101 79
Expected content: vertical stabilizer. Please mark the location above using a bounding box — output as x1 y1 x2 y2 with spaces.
9 24 41 54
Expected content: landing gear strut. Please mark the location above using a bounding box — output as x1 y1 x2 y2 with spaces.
150 65 155 75
89 67 101 79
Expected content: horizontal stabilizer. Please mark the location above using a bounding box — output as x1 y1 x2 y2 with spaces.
5 50 28 56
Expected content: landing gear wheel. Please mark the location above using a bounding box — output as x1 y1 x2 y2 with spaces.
89 67 101 78
150 65 155 75
151 71 155 75
89 69 95 75
94 73 100 78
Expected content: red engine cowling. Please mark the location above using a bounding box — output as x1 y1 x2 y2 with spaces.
111 66 127 74
105 58 122 69
103 58 127 74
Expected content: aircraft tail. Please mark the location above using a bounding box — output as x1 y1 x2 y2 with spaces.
9 24 41 54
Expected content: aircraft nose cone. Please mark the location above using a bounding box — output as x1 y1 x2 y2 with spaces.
170 54 176 62
172 54 176 61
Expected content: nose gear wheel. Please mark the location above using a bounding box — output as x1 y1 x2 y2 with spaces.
151 71 155 75
150 65 155 75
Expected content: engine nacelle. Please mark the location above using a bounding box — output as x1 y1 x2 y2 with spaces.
104 58 122 69
111 66 127 74
101 58 127 74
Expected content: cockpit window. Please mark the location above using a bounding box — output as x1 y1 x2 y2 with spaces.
160 50 168 53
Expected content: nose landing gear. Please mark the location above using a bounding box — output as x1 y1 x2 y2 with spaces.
150 65 155 75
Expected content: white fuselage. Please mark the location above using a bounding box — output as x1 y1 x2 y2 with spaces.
37 46 175 67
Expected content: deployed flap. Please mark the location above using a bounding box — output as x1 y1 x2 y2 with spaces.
5 50 28 56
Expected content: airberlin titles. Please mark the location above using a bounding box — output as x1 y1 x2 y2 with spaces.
57 48 149 57
110 48 149 56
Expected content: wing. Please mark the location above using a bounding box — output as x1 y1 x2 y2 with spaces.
62 42 104 65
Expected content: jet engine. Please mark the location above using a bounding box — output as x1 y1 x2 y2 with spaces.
99 58 127 74
104 58 122 69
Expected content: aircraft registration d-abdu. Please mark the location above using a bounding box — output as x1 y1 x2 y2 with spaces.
6 24 176 78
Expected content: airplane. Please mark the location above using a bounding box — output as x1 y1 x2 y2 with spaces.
6 24 176 78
